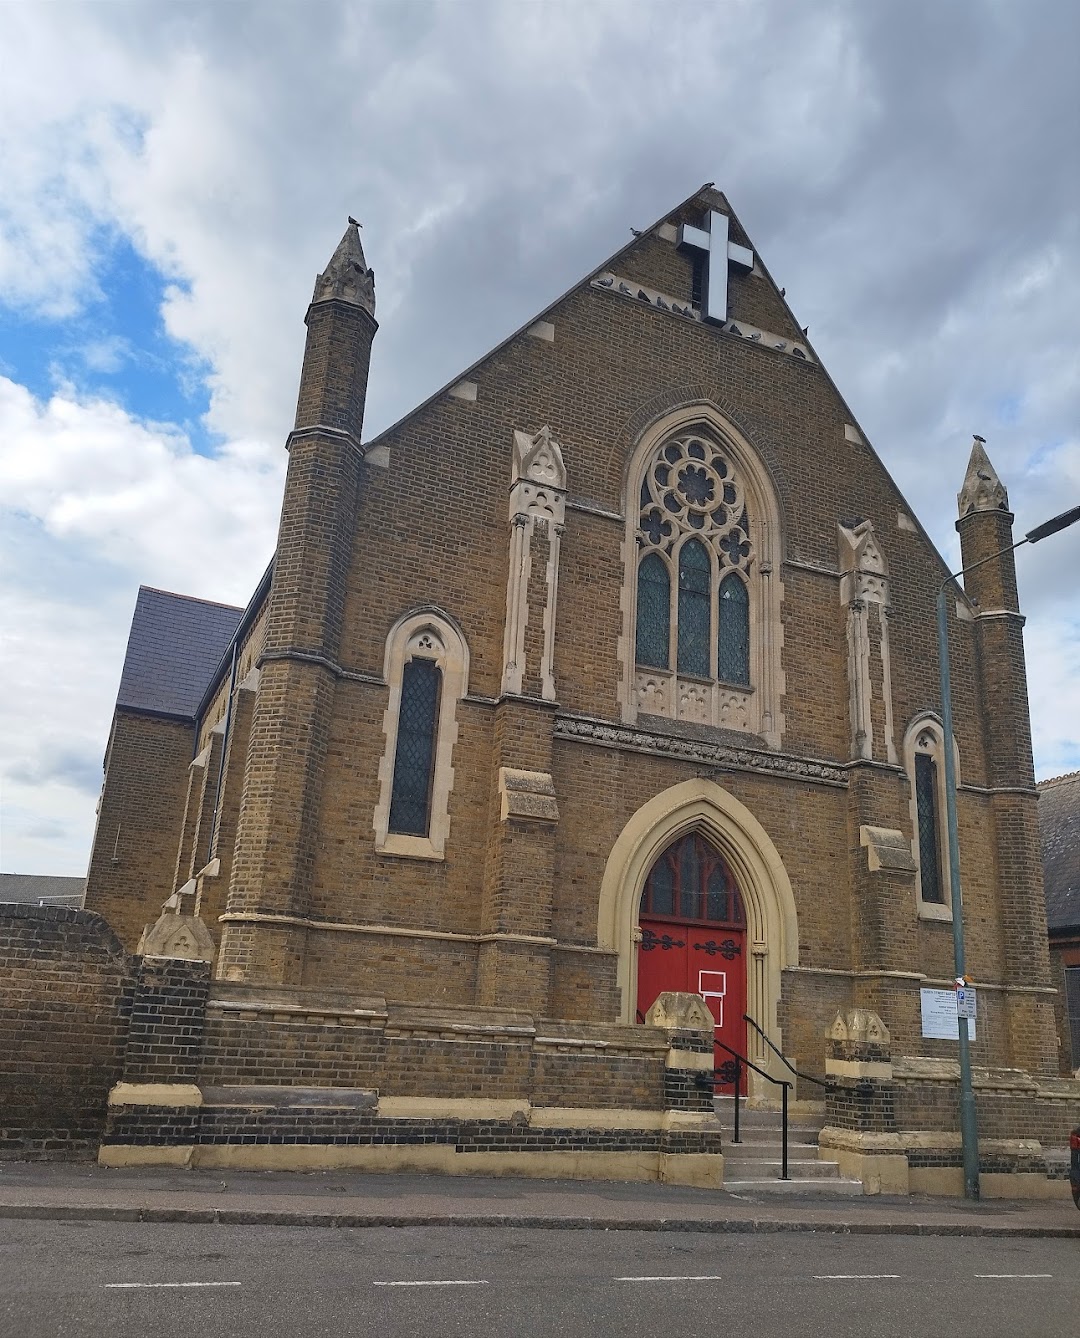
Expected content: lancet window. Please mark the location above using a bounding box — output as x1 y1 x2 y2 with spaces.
904 718 954 919
374 611 469 861
388 656 441 836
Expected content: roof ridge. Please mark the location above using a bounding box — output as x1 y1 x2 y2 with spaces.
1037 770 1080 789
139 585 245 613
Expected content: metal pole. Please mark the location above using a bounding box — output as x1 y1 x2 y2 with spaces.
733 1058 742 1144
781 1082 790 1180
937 583 980 1200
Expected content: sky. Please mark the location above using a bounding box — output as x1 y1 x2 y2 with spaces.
0 0 1078 876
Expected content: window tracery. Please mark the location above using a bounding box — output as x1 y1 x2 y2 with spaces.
619 408 784 747
633 431 755 725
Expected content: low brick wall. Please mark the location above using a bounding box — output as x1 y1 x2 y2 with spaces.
0 907 132 1159
1 907 717 1180
101 1089 722 1162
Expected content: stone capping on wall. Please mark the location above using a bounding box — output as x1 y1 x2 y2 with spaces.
891 1055 1080 1101
553 711 846 787
205 985 670 1054
589 272 814 365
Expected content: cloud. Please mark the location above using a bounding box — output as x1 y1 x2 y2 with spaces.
6 744 102 797
0 0 1077 873
0 377 281 872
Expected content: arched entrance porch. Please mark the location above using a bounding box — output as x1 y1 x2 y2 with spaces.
597 778 799 1087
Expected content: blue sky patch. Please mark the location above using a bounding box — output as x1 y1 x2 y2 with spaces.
0 231 216 454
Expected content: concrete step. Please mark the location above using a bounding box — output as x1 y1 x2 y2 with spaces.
723 1177 864 1197
713 1100 826 1133
718 1123 826 1141
720 1140 820 1161
723 1158 843 1181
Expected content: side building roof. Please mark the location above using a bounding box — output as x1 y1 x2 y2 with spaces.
1039 770 1080 935
117 586 244 721
0 873 85 907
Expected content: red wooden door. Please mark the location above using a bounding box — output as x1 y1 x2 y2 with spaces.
636 833 747 1094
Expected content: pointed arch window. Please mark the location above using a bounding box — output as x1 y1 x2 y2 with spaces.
718 573 750 687
635 553 670 670
388 658 441 836
375 612 469 861
904 718 954 920
677 540 712 676
639 832 744 926
631 430 759 729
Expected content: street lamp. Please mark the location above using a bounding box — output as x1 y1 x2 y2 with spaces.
937 499 1080 1200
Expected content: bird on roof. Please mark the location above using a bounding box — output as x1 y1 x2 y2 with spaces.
630 227 643 237
348 216 361 227
780 287 786 297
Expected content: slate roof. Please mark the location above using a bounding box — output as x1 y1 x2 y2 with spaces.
1039 771 1080 935
0 873 85 908
116 586 244 720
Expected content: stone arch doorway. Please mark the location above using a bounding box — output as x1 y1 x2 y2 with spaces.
597 778 799 1086
636 830 748 1093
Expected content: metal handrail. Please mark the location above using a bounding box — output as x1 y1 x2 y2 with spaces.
713 1038 793 1180
742 1013 831 1090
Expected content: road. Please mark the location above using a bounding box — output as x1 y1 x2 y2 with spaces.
1 1221 1075 1337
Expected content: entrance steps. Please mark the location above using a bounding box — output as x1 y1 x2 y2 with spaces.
714 1097 864 1197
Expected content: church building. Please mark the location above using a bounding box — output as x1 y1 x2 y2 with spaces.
79 184 1076 1191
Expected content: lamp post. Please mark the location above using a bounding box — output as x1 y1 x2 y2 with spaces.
937 500 1080 1201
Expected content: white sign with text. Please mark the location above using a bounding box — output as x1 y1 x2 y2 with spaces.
920 987 977 1041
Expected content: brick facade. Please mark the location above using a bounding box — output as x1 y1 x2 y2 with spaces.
74 187 1071 1183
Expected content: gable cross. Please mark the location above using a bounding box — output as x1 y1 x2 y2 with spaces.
677 210 754 325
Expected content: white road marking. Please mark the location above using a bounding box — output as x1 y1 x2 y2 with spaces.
105 1282 241 1290
373 1280 488 1288
615 1276 724 1283
814 1275 900 1280
975 1274 1053 1279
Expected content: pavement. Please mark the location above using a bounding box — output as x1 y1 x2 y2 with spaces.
0 1160 1077 1237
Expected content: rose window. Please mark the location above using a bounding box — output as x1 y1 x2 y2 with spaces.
639 434 752 569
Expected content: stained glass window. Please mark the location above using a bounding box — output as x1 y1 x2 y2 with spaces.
636 553 670 669
388 657 441 836
649 858 675 916
718 573 750 686
635 432 759 707
639 833 744 925
677 540 712 677
914 752 944 903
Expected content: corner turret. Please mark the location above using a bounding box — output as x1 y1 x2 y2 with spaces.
293 218 378 446
311 220 376 317
957 434 1009 517
221 221 379 983
955 434 1017 614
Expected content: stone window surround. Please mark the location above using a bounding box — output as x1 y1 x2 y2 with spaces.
903 714 958 922
617 404 785 748
373 608 469 862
